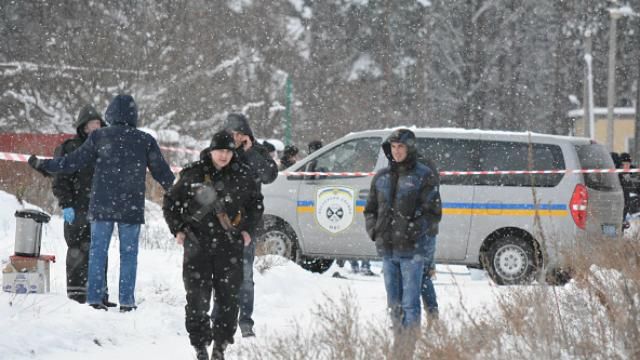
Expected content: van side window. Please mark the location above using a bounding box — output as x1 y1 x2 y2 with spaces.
477 141 565 187
414 138 479 186
312 137 382 173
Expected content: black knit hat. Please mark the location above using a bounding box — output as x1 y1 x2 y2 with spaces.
209 131 236 151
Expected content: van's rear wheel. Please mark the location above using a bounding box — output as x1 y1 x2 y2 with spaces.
485 236 537 285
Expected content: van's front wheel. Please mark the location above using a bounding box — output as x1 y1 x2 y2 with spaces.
257 220 333 273
256 218 296 261
257 223 295 259
485 236 537 285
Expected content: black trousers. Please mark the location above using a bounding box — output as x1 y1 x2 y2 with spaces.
183 233 244 347
63 214 108 303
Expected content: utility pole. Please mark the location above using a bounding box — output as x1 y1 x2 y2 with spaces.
606 9 620 152
636 25 640 161
284 77 292 146
584 32 595 139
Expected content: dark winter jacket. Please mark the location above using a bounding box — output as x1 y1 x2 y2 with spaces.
364 129 442 256
51 105 107 214
40 95 175 224
162 149 264 251
279 156 297 170
236 143 278 190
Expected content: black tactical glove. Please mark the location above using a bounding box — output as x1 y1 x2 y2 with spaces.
27 155 50 177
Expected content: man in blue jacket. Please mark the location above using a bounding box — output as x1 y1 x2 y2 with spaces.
364 128 442 357
29 94 175 312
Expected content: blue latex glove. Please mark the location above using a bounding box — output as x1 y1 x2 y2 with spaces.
63 208 75 224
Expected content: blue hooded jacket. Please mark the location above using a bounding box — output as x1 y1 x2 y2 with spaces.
363 129 442 257
41 95 175 224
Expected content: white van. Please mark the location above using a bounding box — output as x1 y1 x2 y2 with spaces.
257 128 623 284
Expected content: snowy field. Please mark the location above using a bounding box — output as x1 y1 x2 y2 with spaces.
0 190 527 359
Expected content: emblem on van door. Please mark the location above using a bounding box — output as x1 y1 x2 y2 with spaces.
316 186 355 233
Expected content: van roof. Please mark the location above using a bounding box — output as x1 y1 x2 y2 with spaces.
345 126 593 145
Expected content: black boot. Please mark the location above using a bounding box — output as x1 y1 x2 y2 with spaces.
119 305 137 313
211 343 226 360
194 345 208 360
103 296 117 308
240 325 255 338
89 303 108 311
103 300 118 308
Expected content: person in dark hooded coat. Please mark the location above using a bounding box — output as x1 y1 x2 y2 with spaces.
29 94 175 312
162 130 264 360
51 104 114 306
221 113 277 338
363 128 441 356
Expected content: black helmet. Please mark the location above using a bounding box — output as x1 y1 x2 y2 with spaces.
284 145 299 157
308 140 323 153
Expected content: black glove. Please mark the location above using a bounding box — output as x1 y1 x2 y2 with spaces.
28 155 50 177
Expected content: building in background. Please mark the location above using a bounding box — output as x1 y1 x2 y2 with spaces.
568 107 635 153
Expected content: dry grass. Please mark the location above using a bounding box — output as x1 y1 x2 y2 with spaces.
253 254 289 274
240 238 640 360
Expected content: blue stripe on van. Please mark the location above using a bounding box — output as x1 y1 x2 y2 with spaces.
442 202 567 210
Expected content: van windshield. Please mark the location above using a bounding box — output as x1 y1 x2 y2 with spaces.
575 144 620 191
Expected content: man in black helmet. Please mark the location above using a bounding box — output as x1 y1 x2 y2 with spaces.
279 144 299 170
163 130 264 360
221 113 278 338
307 140 323 154
51 104 114 306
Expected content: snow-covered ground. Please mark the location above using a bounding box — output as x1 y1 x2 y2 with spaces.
0 190 507 359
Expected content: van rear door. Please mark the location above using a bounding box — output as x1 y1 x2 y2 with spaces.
575 143 624 239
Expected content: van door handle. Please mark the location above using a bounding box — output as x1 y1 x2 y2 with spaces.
358 189 369 199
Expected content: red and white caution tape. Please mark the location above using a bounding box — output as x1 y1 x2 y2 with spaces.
0 152 49 162
281 171 377 177
5 151 640 177
3 151 185 174
282 168 640 177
